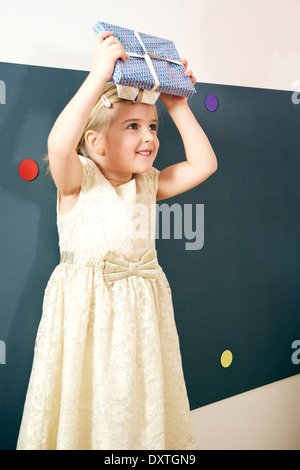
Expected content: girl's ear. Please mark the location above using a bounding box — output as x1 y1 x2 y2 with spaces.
85 130 105 156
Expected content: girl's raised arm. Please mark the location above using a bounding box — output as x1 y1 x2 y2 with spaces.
156 59 217 201
47 32 128 196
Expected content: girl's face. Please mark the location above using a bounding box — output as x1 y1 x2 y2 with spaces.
102 101 159 175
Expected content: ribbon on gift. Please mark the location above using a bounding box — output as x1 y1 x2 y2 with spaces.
118 31 184 104
103 249 159 284
116 84 160 105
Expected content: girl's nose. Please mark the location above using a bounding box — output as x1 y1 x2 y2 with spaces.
142 128 154 142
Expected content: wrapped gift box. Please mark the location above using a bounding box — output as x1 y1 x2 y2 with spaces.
93 21 196 104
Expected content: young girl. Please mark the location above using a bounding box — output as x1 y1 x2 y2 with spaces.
17 31 217 450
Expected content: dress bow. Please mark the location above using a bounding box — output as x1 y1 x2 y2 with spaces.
103 249 159 284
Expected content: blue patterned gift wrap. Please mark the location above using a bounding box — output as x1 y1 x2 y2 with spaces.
93 22 196 99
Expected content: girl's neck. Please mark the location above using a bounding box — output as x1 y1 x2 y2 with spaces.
91 157 133 186
106 175 133 187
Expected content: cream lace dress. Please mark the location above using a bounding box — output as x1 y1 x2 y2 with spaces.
17 155 197 450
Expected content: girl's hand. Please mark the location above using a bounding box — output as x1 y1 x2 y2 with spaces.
90 31 129 82
159 58 196 109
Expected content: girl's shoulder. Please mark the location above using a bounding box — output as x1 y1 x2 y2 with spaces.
78 155 160 196
145 166 160 194
76 155 100 193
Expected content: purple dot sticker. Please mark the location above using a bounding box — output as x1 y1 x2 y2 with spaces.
205 94 218 112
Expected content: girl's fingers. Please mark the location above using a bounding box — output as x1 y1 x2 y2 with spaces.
96 30 114 42
181 57 188 68
185 68 194 78
109 42 128 61
182 58 196 82
121 50 129 61
96 32 128 61
100 35 119 47
188 72 196 84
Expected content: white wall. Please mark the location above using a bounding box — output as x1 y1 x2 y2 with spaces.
1 0 299 450
1 0 300 92
192 375 300 450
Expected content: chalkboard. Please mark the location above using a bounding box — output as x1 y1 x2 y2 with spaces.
0 61 299 450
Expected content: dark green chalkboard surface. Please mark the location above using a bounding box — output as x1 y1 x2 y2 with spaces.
0 61 299 449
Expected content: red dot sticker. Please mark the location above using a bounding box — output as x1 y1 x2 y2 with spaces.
19 159 39 181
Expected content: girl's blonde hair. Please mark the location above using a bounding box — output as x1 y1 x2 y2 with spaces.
78 81 128 157
44 81 158 170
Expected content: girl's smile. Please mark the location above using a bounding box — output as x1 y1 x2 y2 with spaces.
136 148 153 156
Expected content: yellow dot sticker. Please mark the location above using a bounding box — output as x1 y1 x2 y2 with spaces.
220 350 233 368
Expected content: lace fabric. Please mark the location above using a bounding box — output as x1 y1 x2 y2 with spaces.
17 156 198 450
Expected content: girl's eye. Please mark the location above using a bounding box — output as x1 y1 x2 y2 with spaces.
127 123 157 131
